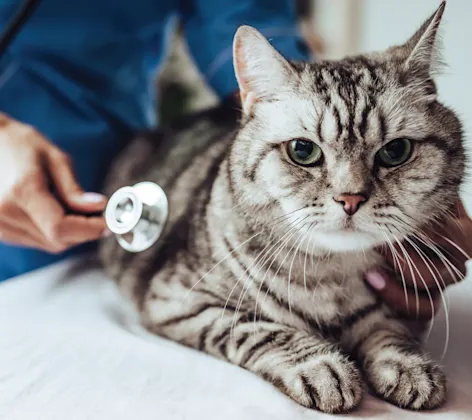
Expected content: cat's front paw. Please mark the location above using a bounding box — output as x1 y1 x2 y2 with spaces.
265 355 363 413
364 354 447 410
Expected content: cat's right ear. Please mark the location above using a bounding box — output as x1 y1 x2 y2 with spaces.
233 26 297 114
400 1 446 82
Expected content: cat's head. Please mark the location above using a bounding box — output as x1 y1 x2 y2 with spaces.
229 1 465 253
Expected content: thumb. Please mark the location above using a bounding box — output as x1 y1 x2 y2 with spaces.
47 149 107 213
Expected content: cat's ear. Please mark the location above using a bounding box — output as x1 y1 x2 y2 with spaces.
233 25 298 114
401 1 446 80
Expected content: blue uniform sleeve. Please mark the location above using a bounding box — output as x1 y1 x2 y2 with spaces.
178 0 309 99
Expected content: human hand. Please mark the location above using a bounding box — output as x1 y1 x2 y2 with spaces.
0 113 109 253
365 200 471 320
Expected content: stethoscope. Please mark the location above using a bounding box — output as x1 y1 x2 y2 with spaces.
0 0 40 57
0 0 169 253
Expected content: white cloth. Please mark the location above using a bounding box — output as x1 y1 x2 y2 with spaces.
0 255 471 420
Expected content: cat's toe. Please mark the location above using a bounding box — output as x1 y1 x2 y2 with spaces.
366 357 447 410
269 355 363 413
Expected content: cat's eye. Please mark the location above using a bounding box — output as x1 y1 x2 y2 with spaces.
376 138 413 168
287 139 323 167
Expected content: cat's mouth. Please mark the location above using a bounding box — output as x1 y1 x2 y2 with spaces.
324 227 362 235
323 225 357 234
312 219 383 252
322 216 360 233
342 218 355 231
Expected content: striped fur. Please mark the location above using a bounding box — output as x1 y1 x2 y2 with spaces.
100 3 462 414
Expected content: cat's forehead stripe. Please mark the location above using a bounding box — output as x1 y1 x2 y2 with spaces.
359 104 372 139
298 61 388 148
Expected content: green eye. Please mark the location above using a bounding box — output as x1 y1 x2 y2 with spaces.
376 139 413 167
287 139 323 167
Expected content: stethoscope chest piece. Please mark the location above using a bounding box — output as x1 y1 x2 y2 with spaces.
105 182 168 253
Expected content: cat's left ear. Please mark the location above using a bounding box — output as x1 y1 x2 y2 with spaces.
233 26 298 114
401 1 446 82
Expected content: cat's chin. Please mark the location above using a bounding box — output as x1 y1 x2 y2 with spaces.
313 230 381 253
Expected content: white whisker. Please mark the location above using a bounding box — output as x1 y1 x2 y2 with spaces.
404 237 450 359
303 224 315 296
256 218 310 322
392 235 421 319
379 224 409 309
287 228 311 316
184 230 262 301
440 235 471 261
225 217 305 337
414 233 466 285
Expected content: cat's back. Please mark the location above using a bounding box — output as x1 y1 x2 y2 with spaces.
102 100 239 198
100 100 240 286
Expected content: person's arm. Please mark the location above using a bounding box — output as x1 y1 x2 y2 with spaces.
178 0 309 100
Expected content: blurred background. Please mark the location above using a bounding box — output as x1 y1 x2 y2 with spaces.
156 0 472 208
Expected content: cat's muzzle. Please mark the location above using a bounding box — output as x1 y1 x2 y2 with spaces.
104 182 169 252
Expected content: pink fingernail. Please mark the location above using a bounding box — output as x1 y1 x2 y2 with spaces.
365 270 387 291
80 193 106 203
102 229 113 238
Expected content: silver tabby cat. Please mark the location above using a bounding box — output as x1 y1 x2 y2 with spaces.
101 2 465 413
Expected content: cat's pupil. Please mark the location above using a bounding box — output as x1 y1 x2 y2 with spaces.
384 140 406 159
293 140 314 160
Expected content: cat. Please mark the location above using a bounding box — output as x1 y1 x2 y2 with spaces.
100 1 465 413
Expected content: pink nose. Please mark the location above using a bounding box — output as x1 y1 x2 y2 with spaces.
333 194 367 216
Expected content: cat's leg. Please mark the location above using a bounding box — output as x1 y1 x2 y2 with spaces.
143 290 363 413
342 312 446 410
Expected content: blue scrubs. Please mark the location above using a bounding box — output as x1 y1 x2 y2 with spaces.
0 0 307 281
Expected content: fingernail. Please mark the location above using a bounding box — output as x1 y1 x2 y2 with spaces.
80 193 106 203
102 228 113 238
365 270 387 291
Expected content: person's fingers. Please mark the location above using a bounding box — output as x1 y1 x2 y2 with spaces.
364 267 440 320
46 149 107 213
0 200 50 244
14 167 68 246
11 164 108 249
1 199 107 251
452 199 467 218
381 239 466 291
0 219 59 252
55 215 108 244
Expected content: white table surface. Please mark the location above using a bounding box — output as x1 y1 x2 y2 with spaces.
0 255 471 420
